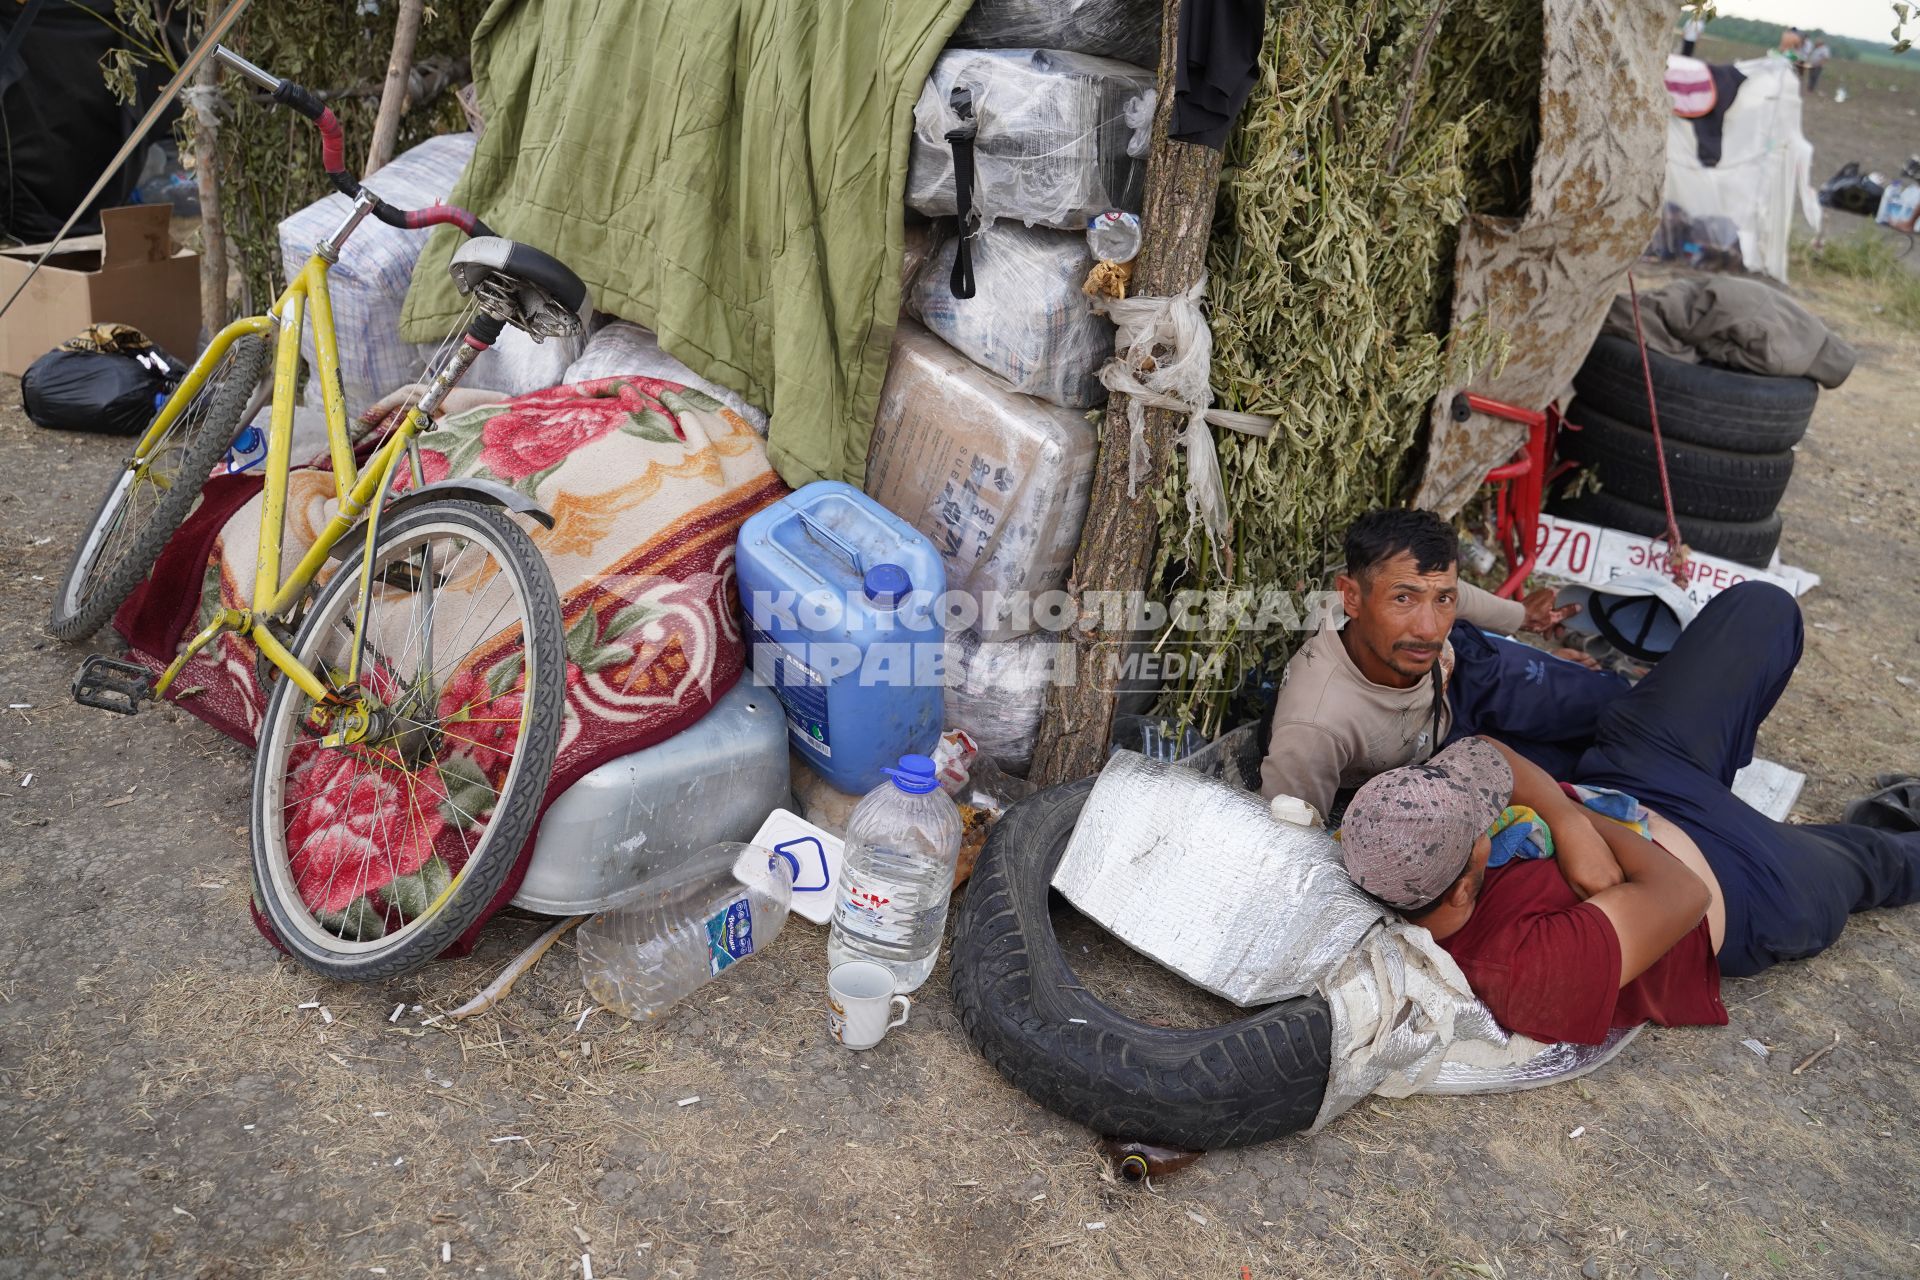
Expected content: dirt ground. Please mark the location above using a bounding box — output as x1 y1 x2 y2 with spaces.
8 63 1920 1280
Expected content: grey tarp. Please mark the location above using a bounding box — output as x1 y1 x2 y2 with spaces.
1413 0 1671 515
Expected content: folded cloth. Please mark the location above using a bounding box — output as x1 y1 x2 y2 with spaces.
1601 276 1857 388
1485 785 1655 869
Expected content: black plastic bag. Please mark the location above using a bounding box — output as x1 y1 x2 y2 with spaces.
1818 161 1886 216
22 345 184 436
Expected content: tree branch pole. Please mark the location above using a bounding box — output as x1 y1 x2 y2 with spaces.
192 0 228 343
365 0 426 176
1029 0 1226 787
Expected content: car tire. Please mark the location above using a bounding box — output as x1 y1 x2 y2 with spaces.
1547 488 1784 568
1559 404 1795 523
1572 333 1815 453
948 778 1334 1150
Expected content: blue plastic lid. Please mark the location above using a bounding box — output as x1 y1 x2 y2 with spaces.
883 753 939 794
863 563 911 607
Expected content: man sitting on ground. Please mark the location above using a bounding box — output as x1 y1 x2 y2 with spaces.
1336 582 1920 1045
1260 508 1628 823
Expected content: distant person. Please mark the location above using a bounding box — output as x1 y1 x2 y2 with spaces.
1807 38 1831 93
1681 11 1705 57
1780 25 1804 56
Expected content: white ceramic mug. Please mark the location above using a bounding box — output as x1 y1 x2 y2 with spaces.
827 960 911 1050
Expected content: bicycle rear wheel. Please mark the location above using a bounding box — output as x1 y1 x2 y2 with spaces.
250 500 566 980
47 335 270 642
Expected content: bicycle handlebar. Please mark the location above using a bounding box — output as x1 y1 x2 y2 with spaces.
213 44 494 239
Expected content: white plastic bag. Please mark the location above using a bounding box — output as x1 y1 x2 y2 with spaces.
563 319 770 435
906 222 1114 409
907 50 1155 230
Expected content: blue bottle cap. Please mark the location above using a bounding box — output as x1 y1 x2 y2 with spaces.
883 753 939 794
863 563 911 607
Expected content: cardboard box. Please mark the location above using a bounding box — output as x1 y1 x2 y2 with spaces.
0 204 201 376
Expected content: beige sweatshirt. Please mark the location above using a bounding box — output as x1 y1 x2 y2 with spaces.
1258 583 1526 820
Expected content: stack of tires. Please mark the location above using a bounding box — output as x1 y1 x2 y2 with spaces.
1548 333 1815 568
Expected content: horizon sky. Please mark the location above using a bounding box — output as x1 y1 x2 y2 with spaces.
1712 0 1908 45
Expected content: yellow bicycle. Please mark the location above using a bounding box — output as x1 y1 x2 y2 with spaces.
50 46 586 980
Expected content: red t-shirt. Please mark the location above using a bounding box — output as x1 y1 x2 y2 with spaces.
1438 857 1726 1045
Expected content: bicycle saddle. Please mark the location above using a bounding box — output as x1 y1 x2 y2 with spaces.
448 237 589 340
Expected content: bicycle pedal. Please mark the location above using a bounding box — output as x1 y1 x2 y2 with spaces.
72 655 154 716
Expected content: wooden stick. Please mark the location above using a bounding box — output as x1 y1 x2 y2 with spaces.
1791 1029 1840 1076
364 0 426 176
1029 0 1227 787
432 915 583 1023
192 0 228 344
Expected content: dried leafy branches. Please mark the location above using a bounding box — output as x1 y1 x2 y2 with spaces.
1150 0 1543 735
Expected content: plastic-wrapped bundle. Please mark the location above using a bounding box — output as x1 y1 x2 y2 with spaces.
906 222 1113 409
278 132 581 407
564 319 770 435
944 629 1068 775
901 219 948 287
907 50 1155 230
950 0 1161 66
867 321 1096 641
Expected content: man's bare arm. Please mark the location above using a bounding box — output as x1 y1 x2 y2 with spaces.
1581 819 1711 986
1479 737 1623 898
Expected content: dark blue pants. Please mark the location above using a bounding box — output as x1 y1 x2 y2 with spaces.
1571 581 1920 977
1445 622 1632 779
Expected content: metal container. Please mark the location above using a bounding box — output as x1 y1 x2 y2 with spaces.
511 680 792 915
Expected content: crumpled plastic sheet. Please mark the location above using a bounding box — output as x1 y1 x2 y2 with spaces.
1314 918 1644 1130
949 0 1162 68
1052 751 1386 1007
943 628 1067 776
564 319 770 436
907 49 1155 230
908 221 1114 409
1055 752 1650 1127
867 320 1096 641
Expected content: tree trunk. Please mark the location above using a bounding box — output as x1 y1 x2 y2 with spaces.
365 0 427 177
192 15 227 345
1027 0 1225 788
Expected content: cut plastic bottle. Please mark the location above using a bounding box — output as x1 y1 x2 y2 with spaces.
577 842 792 1021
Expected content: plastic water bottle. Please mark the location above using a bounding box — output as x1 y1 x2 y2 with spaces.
827 754 965 993
577 842 793 1021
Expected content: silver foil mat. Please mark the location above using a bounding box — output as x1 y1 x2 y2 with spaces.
1052 751 1387 1007
1054 753 1647 1129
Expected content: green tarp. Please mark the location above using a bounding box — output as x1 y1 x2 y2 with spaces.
399 0 971 487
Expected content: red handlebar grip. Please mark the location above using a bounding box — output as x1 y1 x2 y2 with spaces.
317 108 346 174
402 204 481 235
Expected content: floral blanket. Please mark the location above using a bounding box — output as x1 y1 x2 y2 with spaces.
115 377 788 952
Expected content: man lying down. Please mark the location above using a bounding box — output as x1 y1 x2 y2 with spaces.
1336 581 1920 1045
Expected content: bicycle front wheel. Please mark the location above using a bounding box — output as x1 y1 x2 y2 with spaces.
48 334 269 642
250 500 566 980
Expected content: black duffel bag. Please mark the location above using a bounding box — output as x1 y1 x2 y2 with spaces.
22 327 188 436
